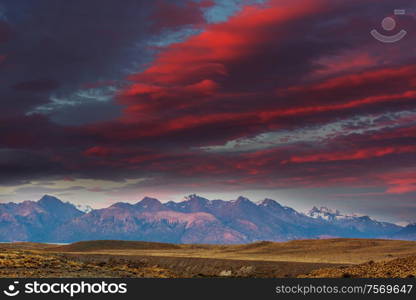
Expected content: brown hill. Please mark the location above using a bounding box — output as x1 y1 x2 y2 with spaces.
46 238 416 265
49 240 181 252
174 239 416 264
226 238 416 263
300 256 416 278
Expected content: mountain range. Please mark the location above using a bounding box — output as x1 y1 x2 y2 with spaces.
0 194 413 243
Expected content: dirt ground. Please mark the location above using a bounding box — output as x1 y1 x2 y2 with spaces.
300 256 416 278
0 249 342 278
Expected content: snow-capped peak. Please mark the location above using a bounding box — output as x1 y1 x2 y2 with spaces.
308 206 342 221
183 194 209 203
74 204 93 213
257 198 281 207
307 206 361 221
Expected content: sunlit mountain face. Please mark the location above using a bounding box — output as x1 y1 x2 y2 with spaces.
0 195 407 243
0 0 415 225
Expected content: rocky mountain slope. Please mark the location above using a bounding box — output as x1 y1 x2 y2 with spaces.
391 223 416 241
0 194 404 243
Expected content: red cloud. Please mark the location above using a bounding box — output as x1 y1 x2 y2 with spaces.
113 0 416 141
130 0 327 85
4 0 416 209
21 0 413 196
313 52 376 78
121 79 219 116
282 65 416 98
378 170 416 194
371 125 416 140
84 146 117 157
283 146 416 164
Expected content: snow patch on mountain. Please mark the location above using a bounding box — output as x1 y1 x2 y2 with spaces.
74 204 93 213
307 206 362 221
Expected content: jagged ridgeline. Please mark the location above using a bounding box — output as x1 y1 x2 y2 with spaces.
0 195 411 243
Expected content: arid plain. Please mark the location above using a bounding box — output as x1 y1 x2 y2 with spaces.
1 239 416 278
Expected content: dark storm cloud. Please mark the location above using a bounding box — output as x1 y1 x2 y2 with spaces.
0 0 211 184
0 0 152 119
93 0 415 147
12 79 60 92
150 0 214 32
0 20 12 44
0 0 211 124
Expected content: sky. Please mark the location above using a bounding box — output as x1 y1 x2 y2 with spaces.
0 0 416 223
